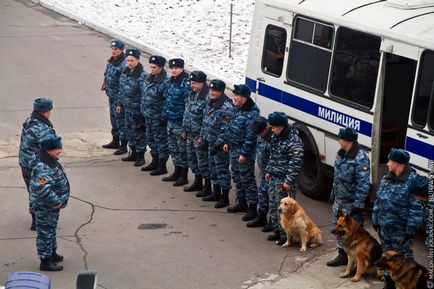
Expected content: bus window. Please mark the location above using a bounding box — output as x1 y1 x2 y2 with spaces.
412 50 434 129
261 25 287 77
287 17 334 93
330 27 381 109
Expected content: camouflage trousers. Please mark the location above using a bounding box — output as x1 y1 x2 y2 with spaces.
35 208 59 260
268 176 296 238
21 166 34 214
209 146 231 190
229 149 257 205
379 226 414 260
109 97 126 140
145 118 169 162
186 134 209 179
257 162 269 213
331 199 364 249
167 119 188 168
125 108 147 153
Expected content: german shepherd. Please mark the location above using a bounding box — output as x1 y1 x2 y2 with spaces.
375 250 428 289
331 212 383 282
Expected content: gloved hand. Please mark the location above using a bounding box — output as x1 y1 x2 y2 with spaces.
209 144 222 156
159 118 167 126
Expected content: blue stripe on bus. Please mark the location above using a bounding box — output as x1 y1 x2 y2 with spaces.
245 77 256 93
405 137 434 160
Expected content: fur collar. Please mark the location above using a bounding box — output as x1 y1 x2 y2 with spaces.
169 71 189 86
209 93 229 110
384 165 412 182
108 53 126 67
123 62 144 78
337 142 361 159
240 97 255 111
30 111 53 128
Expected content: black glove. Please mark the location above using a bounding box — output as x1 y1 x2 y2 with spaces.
403 233 415 242
209 144 221 156
351 207 364 215
159 118 167 126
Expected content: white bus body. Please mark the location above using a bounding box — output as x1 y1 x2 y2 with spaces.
246 0 434 199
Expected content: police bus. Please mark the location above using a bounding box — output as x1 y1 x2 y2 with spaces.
245 0 434 200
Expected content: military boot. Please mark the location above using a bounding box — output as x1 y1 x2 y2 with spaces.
227 197 248 213
174 167 189 186
261 216 273 232
184 174 203 192
202 185 221 202
40 258 63 271
150 160 167 176
102 136 119 149
326 248 348 267
382 276 396 289
247 209 268 227
30 213 36 231
162 166 180 181
134 152 145 167
196 178 211 197
142 156 158 171
49 251 64 263
113 140 128 155
276 237 287 246
242 203 258 221
121 147 137 161
215 188 230 208
267 230 280 241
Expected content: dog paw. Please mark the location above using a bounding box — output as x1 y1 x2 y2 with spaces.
309 243 319 248
282 242 290 247
299 247 306 252
350 277 360 282
340 272 350 278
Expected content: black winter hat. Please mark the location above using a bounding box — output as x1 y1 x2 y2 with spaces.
169 58 184 68
388 148 410 164
33 98 53 112
110 39 125 49
41 135 62 151
149 55 166 67
209 79 226 91
233 84 251 98
252 116 268 135
410 175 428 197
126 48 141 59
338 127 358 142
268 112 288 127
190 71 207 83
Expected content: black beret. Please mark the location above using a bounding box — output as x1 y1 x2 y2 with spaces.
410 175 428 197
252 116 268 135
190 71 207 83
209 79 226 91
149 55 166 67
41 135 62 151
33 97 53 112
268 112 288 127
110 39 125 49
233 84 251 98
126 48 141 59
169 58 184 68
388 148 410 164
338 127 358 142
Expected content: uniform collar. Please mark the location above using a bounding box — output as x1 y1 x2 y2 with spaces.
30 111 53 128
191 84 209 99
209 93 229 110
384 165 412 182
38 149 58 168
108 53 125 66
240 97 255 111
337 142 360 159
123 62 144 78
146 69 167 83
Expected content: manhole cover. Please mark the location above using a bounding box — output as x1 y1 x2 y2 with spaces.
138 223 167 230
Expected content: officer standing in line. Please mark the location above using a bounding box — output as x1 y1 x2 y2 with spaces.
101 39 128 154
224 84 260 218
140 56 169 175
182 71 211 196
246 116 272 228
372 148 423 289
29 135 70 271
199 80 233 207
117 48 148 167
327 127 370 267
265 112 304 246
409 175 431 248
19 98 56 231
161 58 191 186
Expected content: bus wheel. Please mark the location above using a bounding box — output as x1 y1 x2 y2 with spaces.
295 126 332 200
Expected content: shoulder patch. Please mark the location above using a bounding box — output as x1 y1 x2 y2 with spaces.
38 178 46 186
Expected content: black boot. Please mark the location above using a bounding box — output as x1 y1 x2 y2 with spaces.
40 258 63 271
247 209 268 227
326 248 348 267
121 147 137 161
150 160 167 176
267 230 280 241
382 276 396 289
173 167 188 186
134 152 145 167
184 174 203 192
276 237 287 246
196 178 211 197
30 213 36 231
162 166 180 181
113 140 128 155
142 156 158 171
227 197 248 213
102 136 119 149
261 216 273 232
202 185 221 202
215 188 230 208
242 203 258 221
49 251 64 263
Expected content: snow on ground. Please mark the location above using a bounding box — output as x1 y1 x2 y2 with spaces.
37 0 255 83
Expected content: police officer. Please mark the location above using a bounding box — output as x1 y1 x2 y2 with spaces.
409 175 431 248
117 48 148 167
29 135 70 271
141 55 170 175
246 116 272 228
265 112 303 245
199 80 233 207
372 148 423 289
19 98 56 231
224 85 260 218
327 127 370 267
162 58 190 186
101 39 128 154
182 71 211 196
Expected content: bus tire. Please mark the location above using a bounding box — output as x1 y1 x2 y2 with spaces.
293 124 332 200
